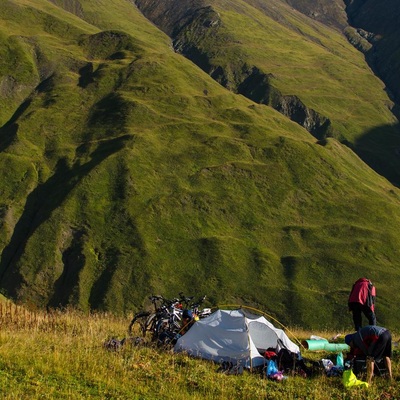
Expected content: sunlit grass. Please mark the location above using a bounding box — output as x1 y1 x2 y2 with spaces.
0 303 398 399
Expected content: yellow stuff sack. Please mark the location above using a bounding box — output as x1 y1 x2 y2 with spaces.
342 369 369 389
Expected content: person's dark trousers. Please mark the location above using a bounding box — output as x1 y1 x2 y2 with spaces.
349 302 377 331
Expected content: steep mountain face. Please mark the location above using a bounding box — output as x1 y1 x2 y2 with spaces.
282 0 400 118
133 0 400 186
134 0 334 139
284 0 348 30
345 0 400 116
1 0 400 330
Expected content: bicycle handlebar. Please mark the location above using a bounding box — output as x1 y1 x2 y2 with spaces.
149 295 164 302
147 293 207 312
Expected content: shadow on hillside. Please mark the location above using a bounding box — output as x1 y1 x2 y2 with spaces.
0 99 32 152
48 192 145 309
280 256 300 322
0 134 133 298
87 249 119 308
48 227 87 309
78 63 95 88
346 122 400 187
0 76 55 152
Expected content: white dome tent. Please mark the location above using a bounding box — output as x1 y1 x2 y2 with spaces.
174 308 300 369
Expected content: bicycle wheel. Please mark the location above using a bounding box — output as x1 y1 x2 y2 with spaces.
155 318 177 347
128 311 151 337
144 312 159 339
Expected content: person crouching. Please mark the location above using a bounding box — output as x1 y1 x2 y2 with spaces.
345 325 393 385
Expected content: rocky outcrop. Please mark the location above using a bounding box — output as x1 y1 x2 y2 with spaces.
343 26 373 53
236 67 332 139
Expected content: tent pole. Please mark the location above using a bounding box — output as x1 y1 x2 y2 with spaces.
218 304 304 349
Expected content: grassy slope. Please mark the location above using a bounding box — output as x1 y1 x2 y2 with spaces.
0 0 400 330
211 0 397 139
0 306 399 399
168 0 400 183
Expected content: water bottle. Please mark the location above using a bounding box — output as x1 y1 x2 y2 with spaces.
336 352 344 368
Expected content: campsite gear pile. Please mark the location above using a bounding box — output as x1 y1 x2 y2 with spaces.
106 304 379 388
265 358 284 381
128 293 211 345
174 308 324 379
321 353 344 377
174 308 300 368
103 335 144 351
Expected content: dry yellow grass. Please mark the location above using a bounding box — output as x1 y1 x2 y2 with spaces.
0 300 398 399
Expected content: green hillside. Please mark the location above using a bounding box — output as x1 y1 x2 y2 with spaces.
134 0 400 184
0 0 400 331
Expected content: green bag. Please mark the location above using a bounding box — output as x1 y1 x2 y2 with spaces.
342 369 369 389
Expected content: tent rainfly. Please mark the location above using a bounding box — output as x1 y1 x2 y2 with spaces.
174 308 300 368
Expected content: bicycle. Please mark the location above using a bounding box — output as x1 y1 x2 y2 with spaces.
128 293 211 344
190 294 212 319
128 295 164 339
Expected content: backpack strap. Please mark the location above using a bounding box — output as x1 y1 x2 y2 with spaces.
366 281 376 308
